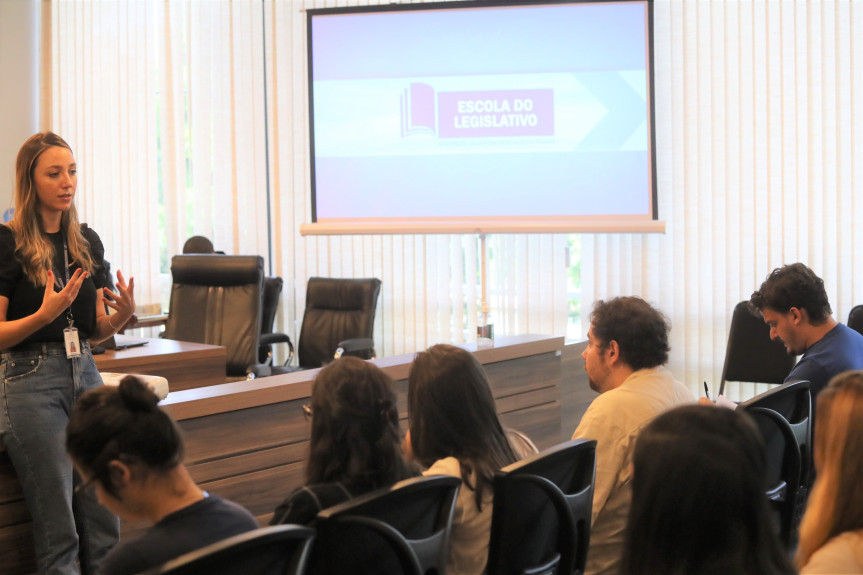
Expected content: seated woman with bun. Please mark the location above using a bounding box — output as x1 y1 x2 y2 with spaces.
270 356 417 525
797 370 863 574
66 376 258 575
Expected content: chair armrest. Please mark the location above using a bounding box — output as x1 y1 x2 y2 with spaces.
247 362 273 379
260 333 293 348
259 333 294 367
335 338 375 359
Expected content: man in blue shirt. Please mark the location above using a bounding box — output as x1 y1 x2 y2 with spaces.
749 263 863 410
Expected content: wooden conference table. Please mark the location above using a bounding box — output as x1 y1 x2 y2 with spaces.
94 336 227 392
0 334 591 575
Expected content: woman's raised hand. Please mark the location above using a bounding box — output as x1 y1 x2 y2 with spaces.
103 270 136 320
39 269 87 324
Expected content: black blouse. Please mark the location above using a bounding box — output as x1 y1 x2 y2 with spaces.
0 224 108 347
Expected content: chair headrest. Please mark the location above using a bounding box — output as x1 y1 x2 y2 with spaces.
306 277 382 311
171 255 264 286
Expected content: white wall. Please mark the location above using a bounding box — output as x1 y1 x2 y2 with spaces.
0 0 40 216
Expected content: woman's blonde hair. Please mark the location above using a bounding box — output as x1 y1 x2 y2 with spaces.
9 132 94 286
796 371 863 568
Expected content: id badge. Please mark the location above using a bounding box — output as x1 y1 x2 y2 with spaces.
64 327 82 358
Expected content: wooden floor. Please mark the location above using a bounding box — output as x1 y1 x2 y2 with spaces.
0 335 591 575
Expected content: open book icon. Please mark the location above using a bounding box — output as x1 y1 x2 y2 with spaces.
400 82 436 136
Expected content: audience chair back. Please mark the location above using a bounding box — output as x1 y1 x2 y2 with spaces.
740 379 812 549
164 255 264 378
743 406 802 552
296 277 382 368
140 525 315 575
848 304 863 336
718 301 797 396
314 475 461 575
487 438 597 575
740 379 812 489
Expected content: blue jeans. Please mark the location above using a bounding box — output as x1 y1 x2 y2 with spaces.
0 342 120 575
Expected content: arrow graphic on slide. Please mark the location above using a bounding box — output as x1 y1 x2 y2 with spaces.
572 71 646 151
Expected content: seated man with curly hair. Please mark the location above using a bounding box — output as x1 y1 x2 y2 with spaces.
572 296 695 575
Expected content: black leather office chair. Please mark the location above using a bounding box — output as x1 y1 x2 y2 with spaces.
487 439 597 575
848 304 863 336
313 475 461 575
140 525 315 575
163 255 290 379
279 277 382 370
742 406 801 551
718 301 797 396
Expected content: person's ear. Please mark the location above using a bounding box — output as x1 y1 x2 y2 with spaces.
606 340 621 364
789 307 805 325
107 459 132 491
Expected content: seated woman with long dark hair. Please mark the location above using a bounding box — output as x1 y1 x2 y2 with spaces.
65 376 258 575
270 356 417 525
797 371 863 574
621 405 795 575
406 344 536 575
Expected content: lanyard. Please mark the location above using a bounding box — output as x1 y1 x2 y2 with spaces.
60 236 75 329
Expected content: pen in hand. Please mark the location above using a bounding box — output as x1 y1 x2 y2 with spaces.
703 381 711 401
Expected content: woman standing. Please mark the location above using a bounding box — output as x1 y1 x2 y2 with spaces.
0 132 135 574
797 371 863 574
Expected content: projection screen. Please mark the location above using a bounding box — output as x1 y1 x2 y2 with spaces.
301 0 663 235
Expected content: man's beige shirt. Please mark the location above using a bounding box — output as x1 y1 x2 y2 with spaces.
572 366 695 575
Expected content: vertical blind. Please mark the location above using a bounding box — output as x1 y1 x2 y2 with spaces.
49 0 162 307
47 1 863 397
